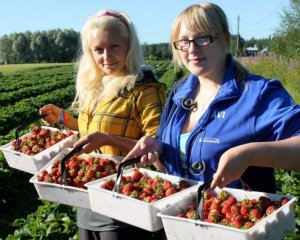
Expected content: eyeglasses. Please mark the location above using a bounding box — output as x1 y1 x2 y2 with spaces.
173 35 216 51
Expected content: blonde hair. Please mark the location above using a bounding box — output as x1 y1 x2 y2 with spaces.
170 2 248 82
73 9 143 111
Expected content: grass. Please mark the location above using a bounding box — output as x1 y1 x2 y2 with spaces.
0 63 74 75
239 55 300 103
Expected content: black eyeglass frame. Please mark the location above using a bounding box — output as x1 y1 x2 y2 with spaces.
173 35 217 51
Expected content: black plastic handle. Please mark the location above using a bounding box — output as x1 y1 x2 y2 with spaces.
60 145 83 185
195 178 252 221
15 114 47 151
112 157 141 193
195 178 213 221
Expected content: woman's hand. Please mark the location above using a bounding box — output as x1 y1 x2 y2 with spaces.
39 104 62 126
123 136 164 170
210 145 250 189
73 132 108 155
211 137 300 189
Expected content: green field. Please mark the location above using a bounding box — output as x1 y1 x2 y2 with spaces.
0 63 73 75
0 59 299 239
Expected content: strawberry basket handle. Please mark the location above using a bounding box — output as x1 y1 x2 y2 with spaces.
60 145 83 185
195 178 252 221
112 157 141 194
195 178 213 221
14 114 47 151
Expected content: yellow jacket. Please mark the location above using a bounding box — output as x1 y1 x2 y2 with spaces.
78 81 166 156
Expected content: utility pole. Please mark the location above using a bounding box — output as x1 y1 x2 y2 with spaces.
237 15 240 57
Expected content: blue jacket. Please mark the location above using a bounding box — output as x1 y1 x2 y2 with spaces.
157 55 300 193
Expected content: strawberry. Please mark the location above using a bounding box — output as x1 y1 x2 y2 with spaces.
259 196 271 210
163 180 172 191
240 204 251 215
208 209 221 223
249 208 262 222
132 170 144 182
266 205 277 215
165 187 178 196
210 199 221 211
177 213 187 218
203 191 213 200
144 196 154 203
217 190 230 202
37 170 48 181
280 197 289 206
138 191 149 200
86 169 95 179
223 196 237 207
186 211 196 219
221 205 231 215
186 202 197 211
232 219 242 229
230 204 241 215
178 180 190 190
244 221 255 229
101 179 115 191
220 218 231 226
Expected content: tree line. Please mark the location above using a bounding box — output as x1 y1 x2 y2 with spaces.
0 31 260 64
0 29 80 64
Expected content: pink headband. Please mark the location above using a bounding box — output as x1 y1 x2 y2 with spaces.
99 11 129 30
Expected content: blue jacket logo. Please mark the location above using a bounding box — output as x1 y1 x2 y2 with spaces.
211 110 226 119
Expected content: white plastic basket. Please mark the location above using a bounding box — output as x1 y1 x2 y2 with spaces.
29 148 123 209
85 168 201 232
0 126 78 174
157 187 296 240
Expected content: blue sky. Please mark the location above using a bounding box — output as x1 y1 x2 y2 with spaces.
0 0 289 44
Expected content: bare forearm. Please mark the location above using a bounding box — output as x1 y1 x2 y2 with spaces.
239 136 300 171
211 136 300 189
104 135 137 153
63 115 79 131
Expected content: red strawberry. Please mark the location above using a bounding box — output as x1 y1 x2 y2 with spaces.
244 221 255 229
178 180 190 190
177 213 187 218
259 196 271 210
249 208 262 222
217 190 230 202
280 197 289 206
166 187 178 196
230 204 241 215
210 199 221 211
163 180 172 190
266 205 277 216
186 202 197 211
186 211 196 219
132 170 144 182
208 209 221 223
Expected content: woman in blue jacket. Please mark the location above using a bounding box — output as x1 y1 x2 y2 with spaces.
124 2 300 193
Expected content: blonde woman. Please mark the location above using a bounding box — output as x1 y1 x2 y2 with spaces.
40 9 166 240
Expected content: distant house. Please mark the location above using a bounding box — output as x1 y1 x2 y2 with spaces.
245 44 259 56
258 47 269 55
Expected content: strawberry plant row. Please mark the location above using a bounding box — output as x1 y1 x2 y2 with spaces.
0 80 73 106
0 75 73 93
0 85 75 135
0 65 74 92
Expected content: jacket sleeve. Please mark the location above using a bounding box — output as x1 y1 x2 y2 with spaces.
255 79 300 139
